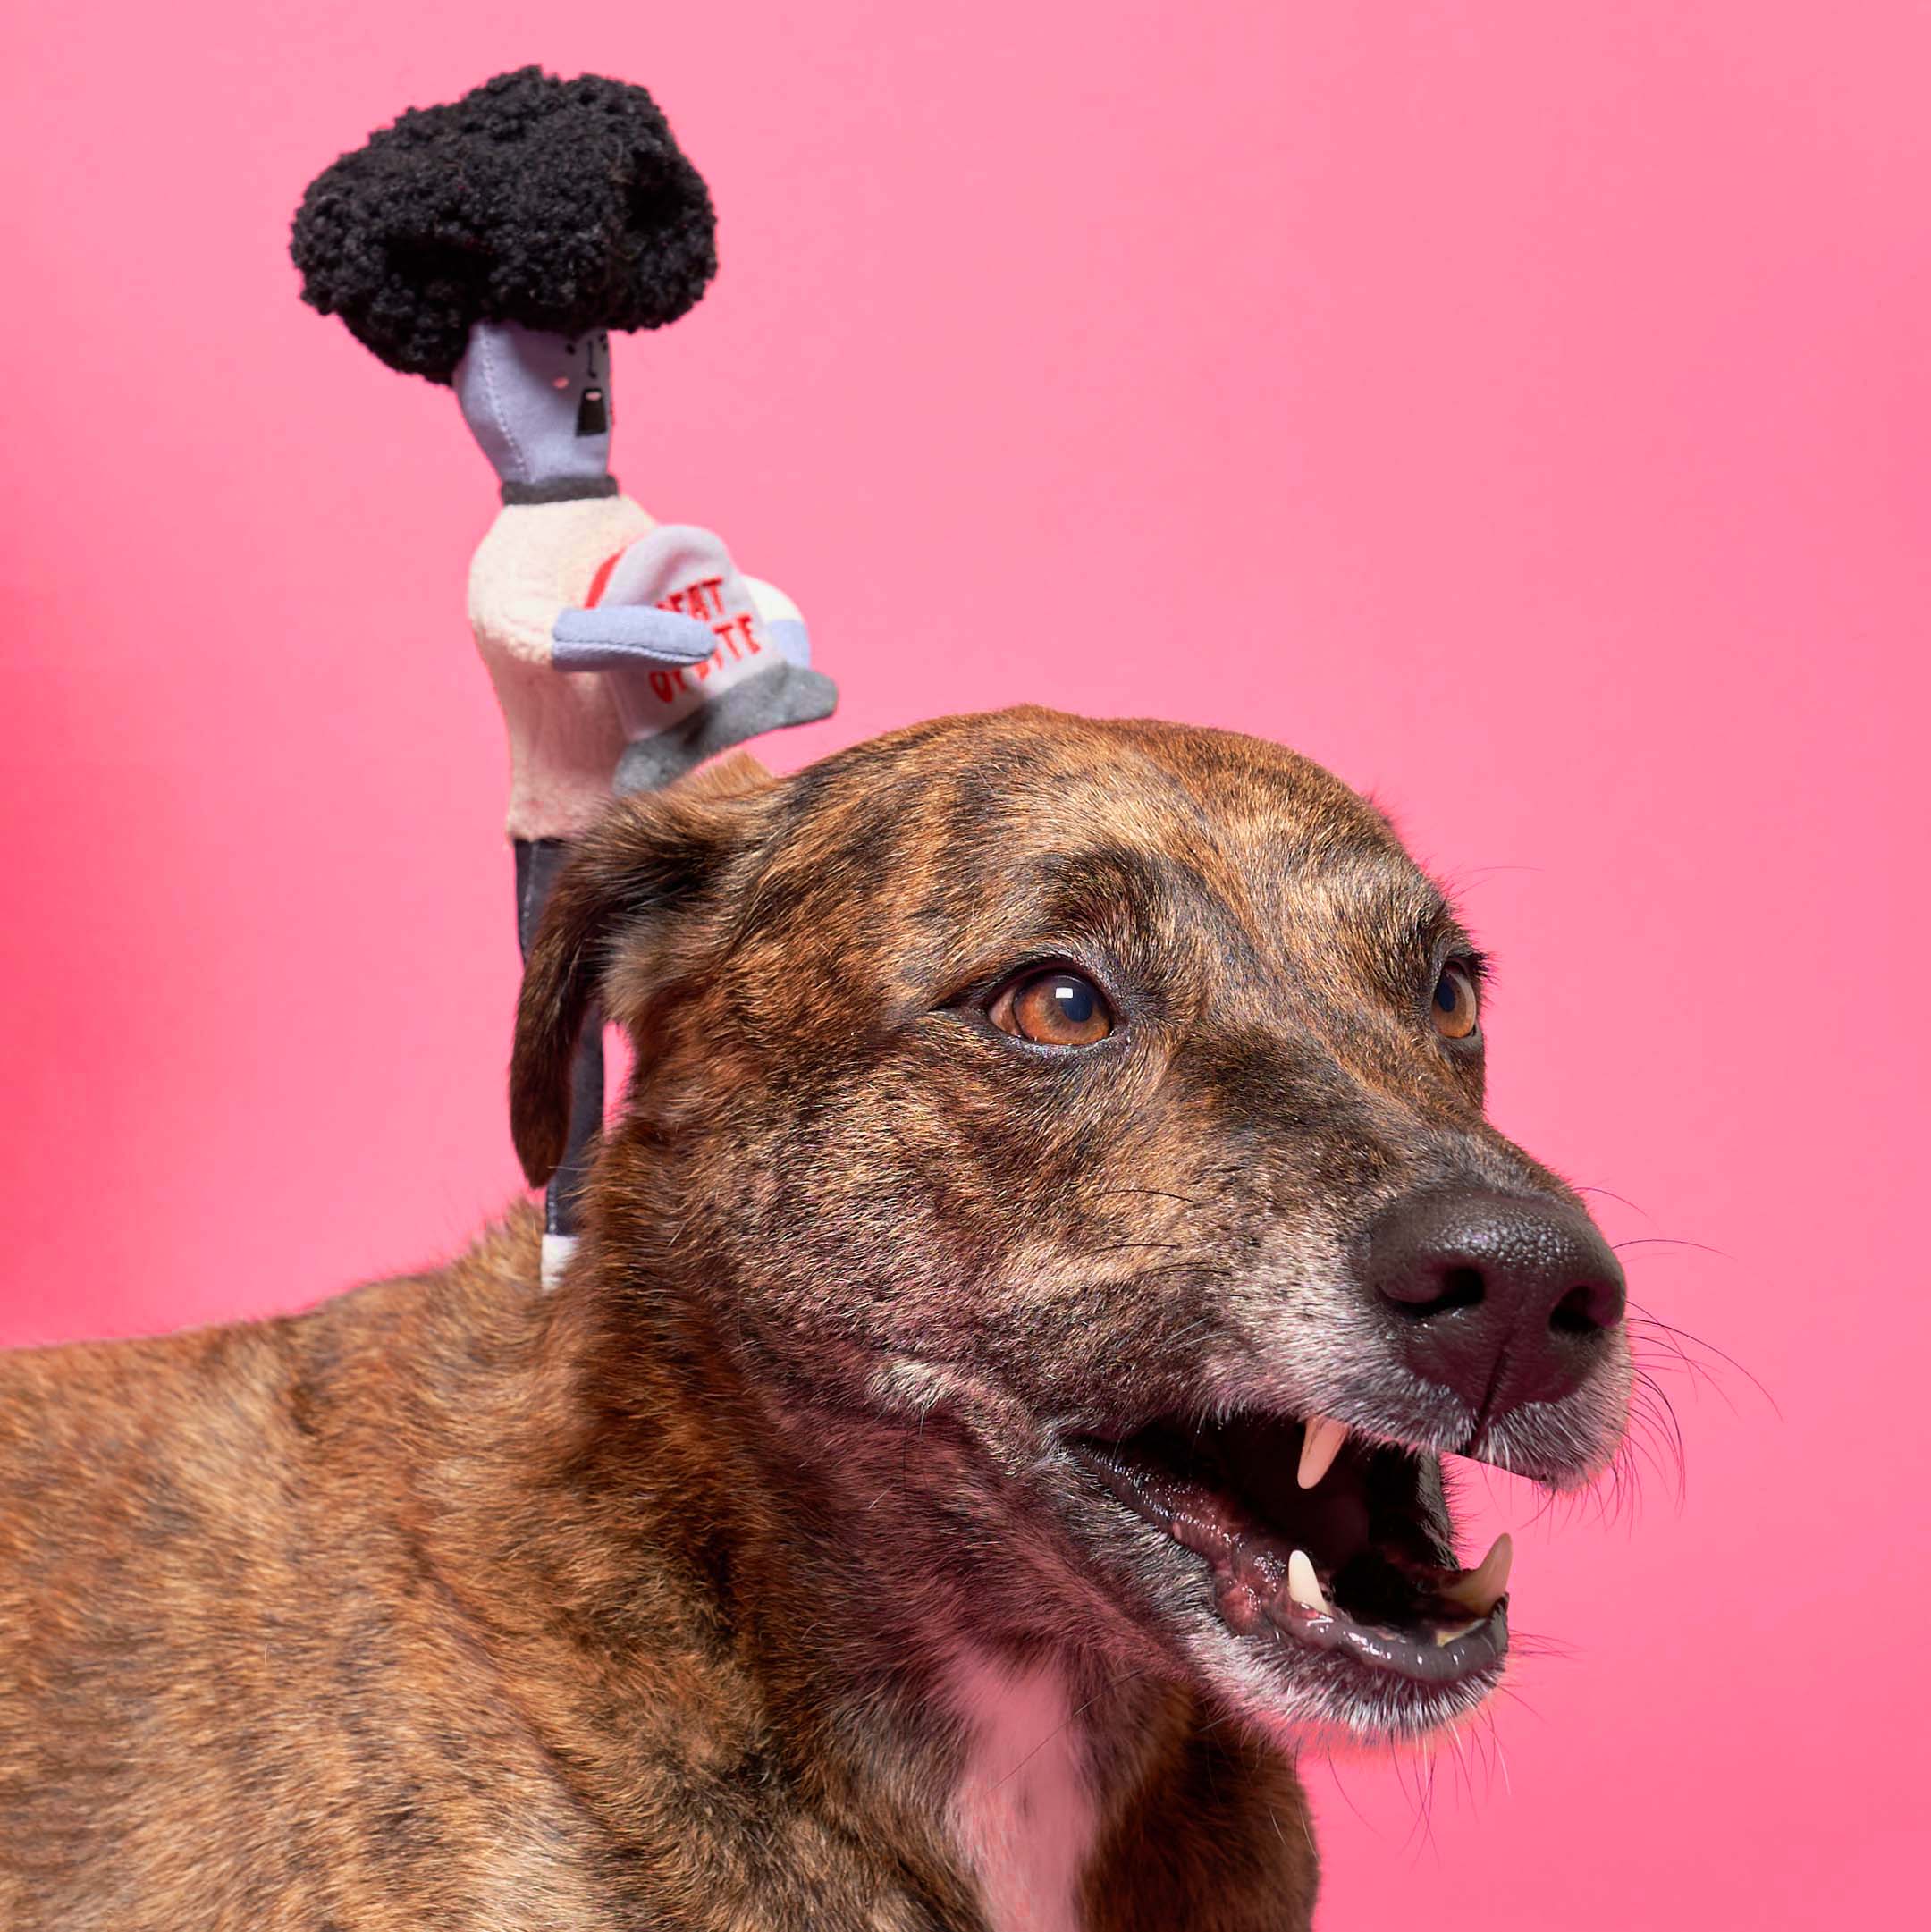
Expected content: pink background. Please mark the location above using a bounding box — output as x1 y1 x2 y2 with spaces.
2 4 1922 1924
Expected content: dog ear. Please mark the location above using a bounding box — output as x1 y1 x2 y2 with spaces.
510 758 780 1188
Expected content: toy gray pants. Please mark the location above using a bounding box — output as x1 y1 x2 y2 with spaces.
515 837 603 1242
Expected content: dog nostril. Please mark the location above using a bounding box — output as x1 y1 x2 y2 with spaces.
1549 1279 1624 1337
1385 1261 1487 1319
1366 1191 1626 1416
1433 1264 1486 1314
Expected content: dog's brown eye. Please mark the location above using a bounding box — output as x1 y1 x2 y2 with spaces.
991 969 1114 1048
1430 963 1480 1042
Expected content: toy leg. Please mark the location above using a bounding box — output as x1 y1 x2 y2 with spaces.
515 838 604 1287
614 661 838 795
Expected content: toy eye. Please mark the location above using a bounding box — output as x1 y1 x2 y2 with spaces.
1430 963 1480 1042
991 968 1115 1048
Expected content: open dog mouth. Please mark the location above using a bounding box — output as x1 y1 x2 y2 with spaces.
1068 1413 1514 1697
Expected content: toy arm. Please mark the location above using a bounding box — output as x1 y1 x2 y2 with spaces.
471 580 716 672
552 604 717 671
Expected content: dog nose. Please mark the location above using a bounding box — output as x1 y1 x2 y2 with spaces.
1365 1191 1626 1419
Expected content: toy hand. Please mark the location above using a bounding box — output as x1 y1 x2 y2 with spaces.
552 604 717 671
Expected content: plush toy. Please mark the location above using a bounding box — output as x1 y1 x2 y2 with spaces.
291 69 837 1279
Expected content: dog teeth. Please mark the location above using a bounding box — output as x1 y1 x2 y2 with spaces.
1433 1618 1485 1647
1285 1549 1329 1616
1296 1414 1347 1489
1439 1532 1514 1616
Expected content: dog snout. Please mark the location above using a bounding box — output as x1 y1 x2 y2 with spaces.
1363 1190 1626 1422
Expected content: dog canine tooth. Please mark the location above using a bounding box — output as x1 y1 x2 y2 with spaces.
1285 1549 1329 1616
1295 1415 1347 1489
1440 1532 1514 1616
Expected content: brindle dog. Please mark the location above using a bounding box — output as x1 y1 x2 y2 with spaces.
0 709 1630 1930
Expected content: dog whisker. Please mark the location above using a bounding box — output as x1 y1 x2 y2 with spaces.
1570 1182 1652 1219
1611 1235 1734 1261
1088 1185 1220 1211
1628 1303 1778 1417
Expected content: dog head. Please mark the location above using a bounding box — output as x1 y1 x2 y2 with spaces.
513 709 1630 1741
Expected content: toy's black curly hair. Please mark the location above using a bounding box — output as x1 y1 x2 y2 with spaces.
291 68 717 384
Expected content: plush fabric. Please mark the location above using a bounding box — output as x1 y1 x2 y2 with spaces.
513 838 603 1256
469 502 833 837
743 578 814 668
595 525 788 730
290 68 715 384
551 606 715 666
501 477 622 506
468 494 656 841
613 659 837 794
455 325 616 496
584 524 837 791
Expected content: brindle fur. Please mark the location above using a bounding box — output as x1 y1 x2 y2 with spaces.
0 709 1627 1929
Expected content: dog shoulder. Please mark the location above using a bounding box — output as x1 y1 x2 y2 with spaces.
0 1205 550 1675
0 1210 571 1925
0 1205 544 1493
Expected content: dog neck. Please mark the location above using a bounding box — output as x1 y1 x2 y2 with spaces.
942 1648 1100 1932
432 1214 1316 1928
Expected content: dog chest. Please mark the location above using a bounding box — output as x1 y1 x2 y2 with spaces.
941 1650 1100 1932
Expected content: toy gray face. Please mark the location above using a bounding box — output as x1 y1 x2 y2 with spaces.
454 322 614 496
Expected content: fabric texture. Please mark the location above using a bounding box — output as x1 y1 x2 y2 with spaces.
551 604 717 666
514 838 602 1242
290 67 716 384
469 503 839 835
468 494 655 840
613 661 836 792
743 577 814 667
455 323 614 494
589 524 838 790
501 477 621 506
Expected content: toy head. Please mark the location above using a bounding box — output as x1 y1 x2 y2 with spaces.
291 66 716 415
455 324 616 500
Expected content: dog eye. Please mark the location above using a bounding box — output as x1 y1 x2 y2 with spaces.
991 968 1115 1048
1430 963 1480 1042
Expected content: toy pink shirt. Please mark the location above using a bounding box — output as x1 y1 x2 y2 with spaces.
468 493 654 842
